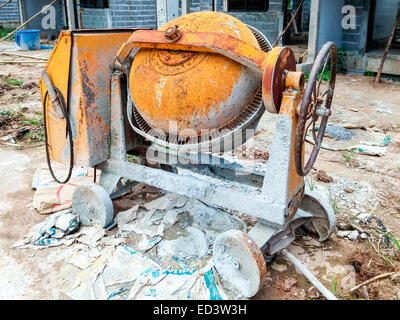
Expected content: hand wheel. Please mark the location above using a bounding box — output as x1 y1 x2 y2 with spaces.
294 42 337 176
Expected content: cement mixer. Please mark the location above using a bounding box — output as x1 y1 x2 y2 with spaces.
40 11 338 298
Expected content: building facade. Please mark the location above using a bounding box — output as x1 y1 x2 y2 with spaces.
0 1 295 46
2 0 399 75
0 0 19 28
77 0 285 45
305 0 400 75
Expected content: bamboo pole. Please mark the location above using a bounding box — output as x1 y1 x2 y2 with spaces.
0 52 48 60
349 272 398 293
0 0 58 44
374 8 400 84
299 48 309 64
272 0 305 47
282 249 338 300
0 0 13 10
0 60 46 64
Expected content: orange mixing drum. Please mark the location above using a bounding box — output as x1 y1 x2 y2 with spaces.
129 11 262 137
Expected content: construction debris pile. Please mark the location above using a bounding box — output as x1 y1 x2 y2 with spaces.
13 176 254 300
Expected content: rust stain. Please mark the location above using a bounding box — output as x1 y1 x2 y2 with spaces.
279 87 305 202
41 30 133 167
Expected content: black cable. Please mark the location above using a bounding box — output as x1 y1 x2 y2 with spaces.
43 87 74 184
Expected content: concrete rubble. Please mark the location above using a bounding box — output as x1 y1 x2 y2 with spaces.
11 191 249 300
306 125 391 156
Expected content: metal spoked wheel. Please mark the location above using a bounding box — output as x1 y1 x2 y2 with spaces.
295 42 338 176
213 230 267 298
300 190 336 242
72 183 114 227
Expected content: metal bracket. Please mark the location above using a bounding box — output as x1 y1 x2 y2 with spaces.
41 70 65 119
260 208 312 256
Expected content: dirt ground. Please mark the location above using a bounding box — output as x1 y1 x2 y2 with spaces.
0 40 400 300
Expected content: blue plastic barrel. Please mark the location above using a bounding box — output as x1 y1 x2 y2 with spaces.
15 29 41 50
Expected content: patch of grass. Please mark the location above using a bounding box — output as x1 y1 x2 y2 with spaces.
365 71 375 77
305 177 315 191
382 257 391 266
318 70 331 82
305 70 330 83
0 109 24 129
5 78 24 86
0 109 24 122
0 28 15 41
377 230 400 252
7 109 24 119
337 48 347 73
329 191 340 215
127 154 141 164
25 129 45 143
342 149 356 163
20 113 43 126
331 275 338 295
350 211 362 221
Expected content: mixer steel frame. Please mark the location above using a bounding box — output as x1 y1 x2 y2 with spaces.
95 67 334 258
95 28 335 257
41 21 337 298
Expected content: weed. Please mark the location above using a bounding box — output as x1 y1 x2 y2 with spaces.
337 48 347 73
377 230 400 252
305 70 330 82
381 256 392 266
318 70 331 82
5 78 24 86
329 191 340 215
350 211 363 221
25 130 45 143
365 71 375 77
305 177 315 191
342 149 355 163
17 113 44 144
0 110 24 122
20 113 43 126
7 110 24 119
127 154 141 164
0 28 15 41
331 275 338 295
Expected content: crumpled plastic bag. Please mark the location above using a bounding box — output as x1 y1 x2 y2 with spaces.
11 209 80 248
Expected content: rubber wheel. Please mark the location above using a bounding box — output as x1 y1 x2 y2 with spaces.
213 230 267 298
72 183 114 228
299 190 336 242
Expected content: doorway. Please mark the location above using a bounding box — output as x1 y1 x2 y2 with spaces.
367 0 400 53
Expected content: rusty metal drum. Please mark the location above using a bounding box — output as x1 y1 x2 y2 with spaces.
129 11 262 138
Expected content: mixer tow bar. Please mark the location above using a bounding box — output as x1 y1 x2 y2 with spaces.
41 11 338 298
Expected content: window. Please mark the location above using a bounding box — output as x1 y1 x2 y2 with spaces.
228 0 269 12
79 0 109 9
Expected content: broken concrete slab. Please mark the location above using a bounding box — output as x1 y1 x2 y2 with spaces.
337 230 359 241
157 227 210 262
